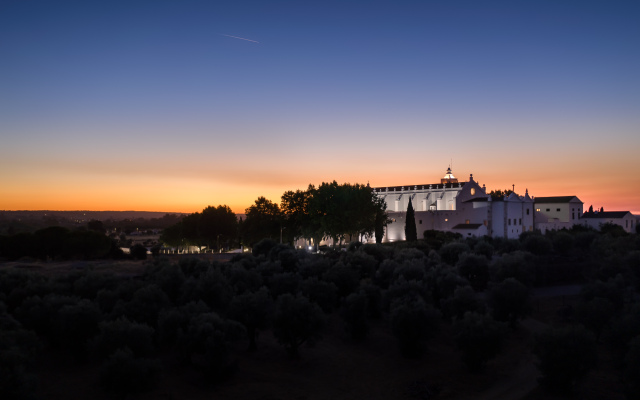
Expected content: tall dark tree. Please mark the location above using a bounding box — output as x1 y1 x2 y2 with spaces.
404 198 417 242
281 188 312 245
309 181 388 247
198 205 238 252
241 197 282 247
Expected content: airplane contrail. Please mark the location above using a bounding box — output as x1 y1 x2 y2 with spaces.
222 34 259 43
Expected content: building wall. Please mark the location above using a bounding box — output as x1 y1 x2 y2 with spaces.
375 184 464 213
581 213 636 233
534 201 583 224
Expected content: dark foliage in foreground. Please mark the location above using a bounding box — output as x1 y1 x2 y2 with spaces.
0 226 638 397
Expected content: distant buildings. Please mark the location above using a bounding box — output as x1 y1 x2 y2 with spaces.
580 210 636 233
370 167 634 242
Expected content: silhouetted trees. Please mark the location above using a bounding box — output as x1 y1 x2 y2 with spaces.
241 197 282 246
1 223 638 397
161 205 238 252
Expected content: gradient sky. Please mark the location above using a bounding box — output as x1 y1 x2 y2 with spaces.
1 0 639 214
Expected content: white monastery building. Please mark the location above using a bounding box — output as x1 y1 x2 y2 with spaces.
371 167 588 242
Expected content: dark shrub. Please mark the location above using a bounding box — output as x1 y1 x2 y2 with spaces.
273 293 325 358
534 325 597 394
179 313 245 379
91 317 155 360
342 292 369 341
129 244 148 260
252 238 277 257
100 347 161 396
299 278 338 313
390 293 440 358
453 312 506 372
487 278 531 327
456 253 489 291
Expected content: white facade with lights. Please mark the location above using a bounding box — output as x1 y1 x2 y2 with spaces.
370 168 576 242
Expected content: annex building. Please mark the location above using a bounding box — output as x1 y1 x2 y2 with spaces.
370 168 585 242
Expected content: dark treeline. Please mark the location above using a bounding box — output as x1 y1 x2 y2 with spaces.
0 216 188 262
161 181 388 252
2 224 640 398
0 226 125 261
0 211 184 236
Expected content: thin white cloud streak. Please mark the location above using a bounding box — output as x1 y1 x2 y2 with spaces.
221 34 259 43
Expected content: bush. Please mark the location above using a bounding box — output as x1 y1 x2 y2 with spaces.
56 299 102 360
228 288 273 351
130 244 148 260
0 310 41 400
299 278 338 313
534 325 597 394
487 278 531 327
473 240 494 260
390 294 440 358
522 234 552 256
252 238 277 257
157 301 210 347
341 292 369 341
456 253 489 291
575 297 615 342
100 347 161 396
322 262 360 299
624 336 640 399
273 293 325 358
90 317 156 360
489 251 536 287
453 312 506 371
439 242 470 266
111 284 171 327
179 313 245 380
442 285 486 321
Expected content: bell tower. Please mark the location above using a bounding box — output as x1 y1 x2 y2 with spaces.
441 166 458 184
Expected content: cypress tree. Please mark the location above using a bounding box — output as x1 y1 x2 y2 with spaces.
405 198 418 242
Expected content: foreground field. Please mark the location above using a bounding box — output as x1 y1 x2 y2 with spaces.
2 230 636 400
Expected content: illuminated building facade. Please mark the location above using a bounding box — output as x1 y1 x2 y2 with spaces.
371 168 576 242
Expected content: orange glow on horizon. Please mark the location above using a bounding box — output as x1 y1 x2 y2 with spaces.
2 165 639 216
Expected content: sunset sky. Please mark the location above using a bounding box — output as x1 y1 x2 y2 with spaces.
1 0 639 214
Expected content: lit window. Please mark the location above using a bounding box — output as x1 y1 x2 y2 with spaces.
445 218 448 222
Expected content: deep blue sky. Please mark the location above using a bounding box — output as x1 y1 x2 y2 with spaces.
1 0 639 212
